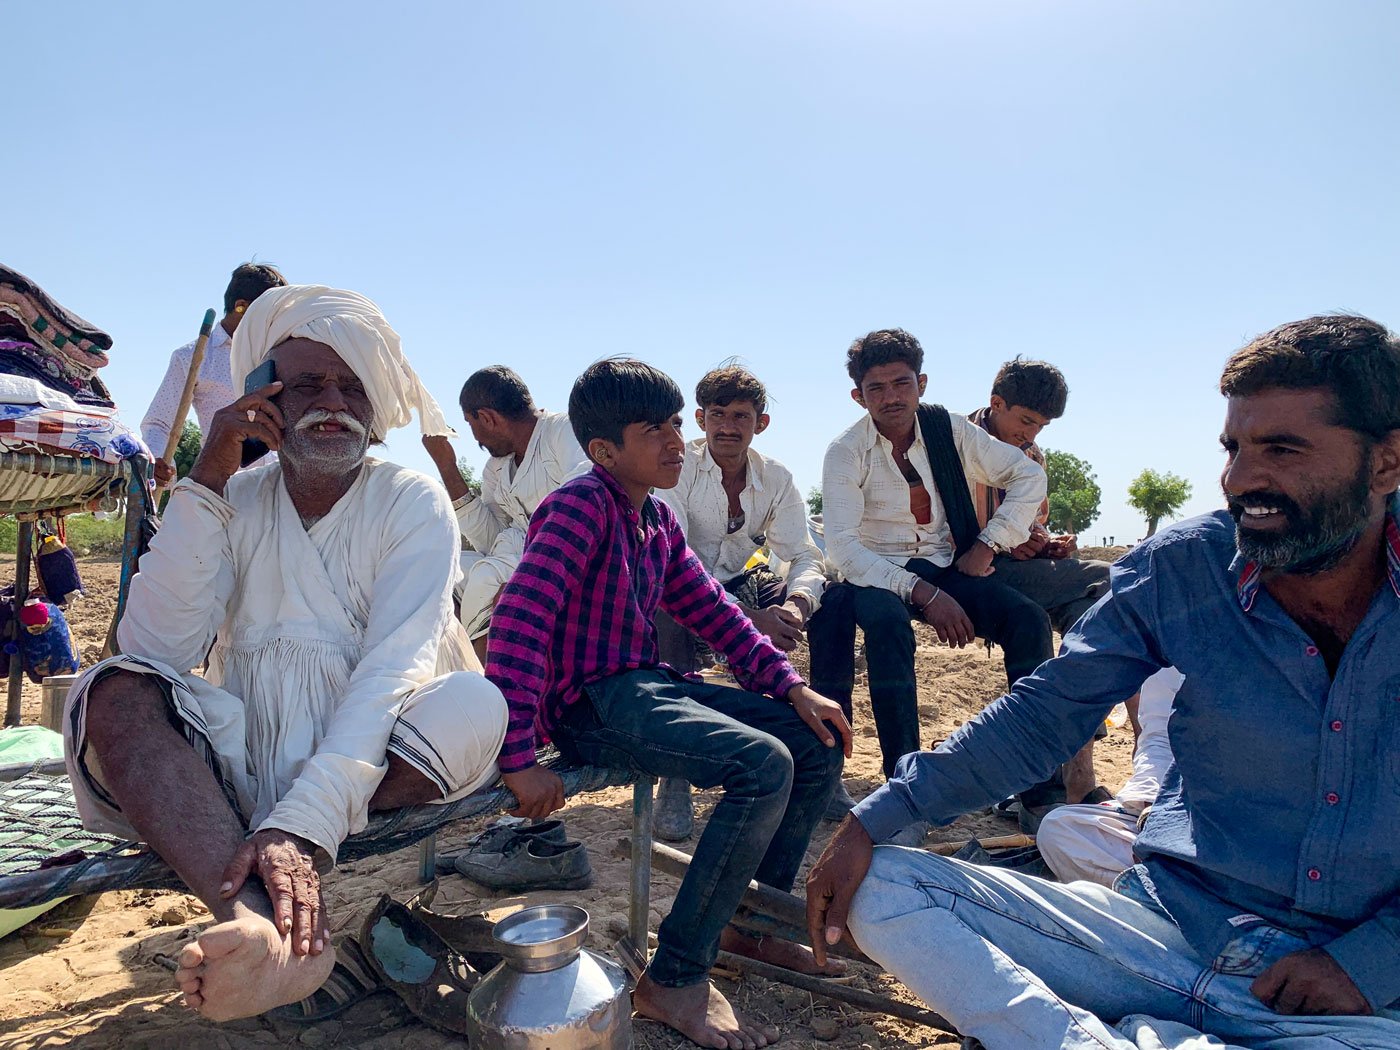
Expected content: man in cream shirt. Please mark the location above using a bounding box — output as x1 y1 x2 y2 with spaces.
651 364 827 838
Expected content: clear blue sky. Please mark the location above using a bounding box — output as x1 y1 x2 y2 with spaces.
8 1 1398 542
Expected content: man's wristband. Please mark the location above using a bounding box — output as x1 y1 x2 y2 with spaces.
919 587 941 612
451 492 474 511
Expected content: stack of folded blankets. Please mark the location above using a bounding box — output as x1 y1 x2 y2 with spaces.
0 265 115 408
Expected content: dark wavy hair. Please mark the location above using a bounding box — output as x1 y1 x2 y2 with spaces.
569 357 684 449
1220 314 1400 438
846 328 924 386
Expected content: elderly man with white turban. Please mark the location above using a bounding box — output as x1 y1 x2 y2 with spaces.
63 285 508 1022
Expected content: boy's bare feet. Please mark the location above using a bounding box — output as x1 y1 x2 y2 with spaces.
634 974 779 1050
719 926 848 977
174 909 336 1022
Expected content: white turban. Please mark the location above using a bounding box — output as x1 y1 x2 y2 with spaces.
230 284 453 441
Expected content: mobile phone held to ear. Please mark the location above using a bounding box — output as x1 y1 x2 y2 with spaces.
241 359 277 466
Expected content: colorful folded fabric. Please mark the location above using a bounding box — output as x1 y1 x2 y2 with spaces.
0 264 111 357
0 341 114 408
0 401 147 464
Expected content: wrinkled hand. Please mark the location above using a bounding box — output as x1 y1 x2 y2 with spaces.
153 459 177 487
503 765 566 820
1009 524 1051 561
787 684 853 758
920 589 975 647
806 816 875 968
188 383 284 496
750 603 805 652
421 433 456 461
1044 534 1079 559
953 541 996 577
220 829 327 956
1252 948 1371 1016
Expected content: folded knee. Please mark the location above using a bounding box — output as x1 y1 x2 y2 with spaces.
726 736 794 798
84 668 172 748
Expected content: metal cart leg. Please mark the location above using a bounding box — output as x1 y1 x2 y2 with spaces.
5 520 33 727
629 777 655 957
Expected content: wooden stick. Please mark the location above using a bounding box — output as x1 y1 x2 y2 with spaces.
714 950 957 1034
156 308 216 489
929 833 1035 856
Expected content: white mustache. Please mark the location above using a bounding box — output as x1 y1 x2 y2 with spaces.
295 410 366 436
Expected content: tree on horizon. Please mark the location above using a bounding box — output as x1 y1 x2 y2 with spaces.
1043 449 1101 534
1128 468 1192 538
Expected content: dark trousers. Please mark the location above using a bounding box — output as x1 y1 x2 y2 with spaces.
989 555 1111 636
808 557 1053 778
655 566 788 674
552 668 843 987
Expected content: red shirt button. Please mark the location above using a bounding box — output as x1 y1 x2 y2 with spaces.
1308 868 1322 881
1325 792 1340 804
1330 720 1344 732
1305 645 1320 657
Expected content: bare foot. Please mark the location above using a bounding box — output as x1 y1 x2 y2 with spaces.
174 910 336 1022
719 926 847 977
634 974 778 1050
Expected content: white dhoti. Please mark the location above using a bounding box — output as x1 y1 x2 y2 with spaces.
65 657 506 851
1035 803 1142 886
457 549 516 639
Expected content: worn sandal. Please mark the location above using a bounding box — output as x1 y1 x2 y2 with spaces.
267 937 383 1023
361 893 482 1035
405 879 503 973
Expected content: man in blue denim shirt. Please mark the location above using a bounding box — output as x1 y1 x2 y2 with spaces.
807 315 1400 1049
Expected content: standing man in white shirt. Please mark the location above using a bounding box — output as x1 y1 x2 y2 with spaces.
808 328 1053 842
142 263 287 486
650 364 828 839
423 366 589 661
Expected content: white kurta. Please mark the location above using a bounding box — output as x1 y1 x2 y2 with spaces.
455 412 589 633
656 438 826 614
140 324 237 456
65 459 503 860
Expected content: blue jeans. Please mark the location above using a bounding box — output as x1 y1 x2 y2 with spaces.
552 668 843 987
849 848 1400 1049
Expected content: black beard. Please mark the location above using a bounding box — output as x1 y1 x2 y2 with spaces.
1228 466 1373 575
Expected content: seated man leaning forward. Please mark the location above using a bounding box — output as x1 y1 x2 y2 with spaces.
651 363 828 841
807 315 1400 1049
63 285 507 1023
971 356 1115 809
487 358 851 1050
422 365 588 659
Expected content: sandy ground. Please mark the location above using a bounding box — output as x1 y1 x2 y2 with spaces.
0 551 1132 1049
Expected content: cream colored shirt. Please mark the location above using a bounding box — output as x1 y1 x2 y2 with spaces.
455 411 589 561
657 438 826 614
821 411 1045 602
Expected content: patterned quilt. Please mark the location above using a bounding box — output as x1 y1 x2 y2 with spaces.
0 403 148 465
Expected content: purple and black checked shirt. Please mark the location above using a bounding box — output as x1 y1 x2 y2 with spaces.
486 465 805 773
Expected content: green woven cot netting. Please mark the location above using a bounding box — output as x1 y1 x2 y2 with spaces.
0 752 638 911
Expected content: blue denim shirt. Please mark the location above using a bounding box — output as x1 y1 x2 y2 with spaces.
855 496 1400 1009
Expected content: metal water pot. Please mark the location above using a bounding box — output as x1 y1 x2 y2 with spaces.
465 904 632 1049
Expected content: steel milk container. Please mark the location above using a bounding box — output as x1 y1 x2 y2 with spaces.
465 904 632 1049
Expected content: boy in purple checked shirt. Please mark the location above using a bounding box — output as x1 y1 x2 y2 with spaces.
486 358 851 1050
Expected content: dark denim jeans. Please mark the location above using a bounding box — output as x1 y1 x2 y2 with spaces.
808 557 1053 778
552 668 843 987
